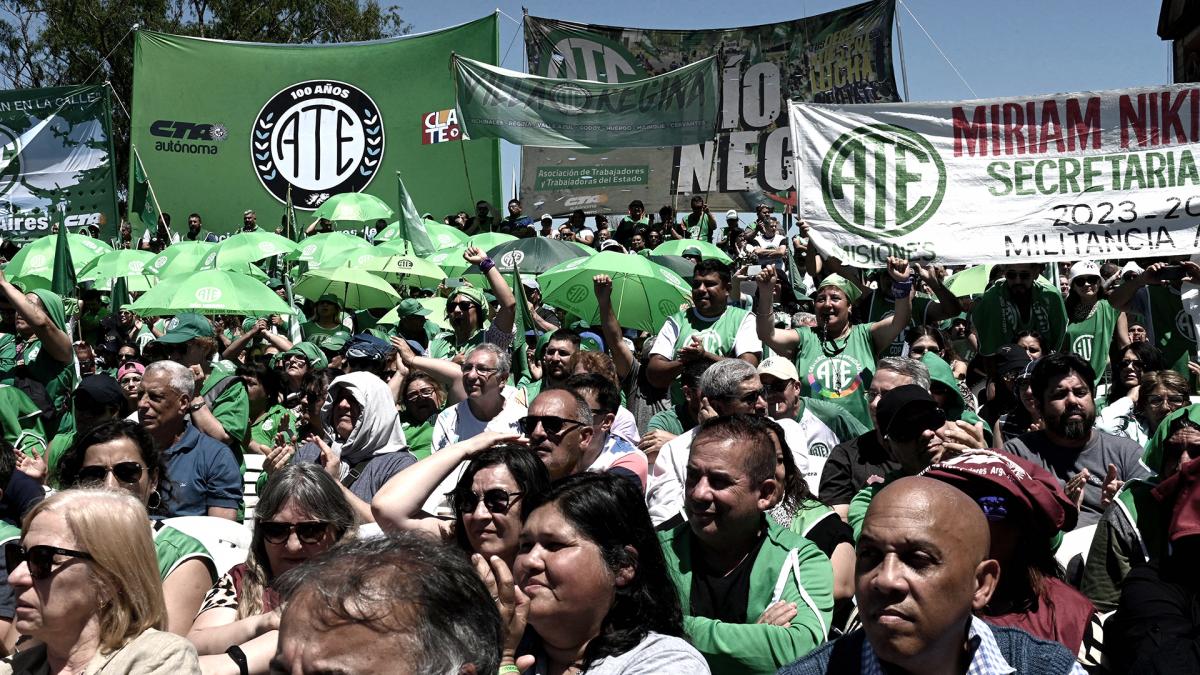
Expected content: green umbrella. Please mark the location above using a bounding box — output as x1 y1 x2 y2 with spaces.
647 254 695 280
146 242 216 277
539 252 693 333
375 219 468 249
312 192 394 223
129 269 293 317
465 232 516 251
651 239 733 265
419 246 471 278
92 275 159 293
480 237 592 275
294 266 402 310
326 251 446 287
287 232 374 270
200 231 299 270
944 265 994 298
4 233 112 280
78 250 157 282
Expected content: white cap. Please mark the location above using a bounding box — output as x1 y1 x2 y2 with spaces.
521 278 539 290
540 213 553 221
725 209 739 220
1120 260 1144 277
1068 260 1101 285
757 356 799 382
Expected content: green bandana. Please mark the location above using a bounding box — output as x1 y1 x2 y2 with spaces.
817 273 861 304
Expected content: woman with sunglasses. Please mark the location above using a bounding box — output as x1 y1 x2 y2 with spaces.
55 420 217 637
1098 370 1191 447
1105 342 1166 410
1062 260 1120 388
372 431 550 569
188 464 354 675
117 361 145 416
482 471 706 674
3 489 200 672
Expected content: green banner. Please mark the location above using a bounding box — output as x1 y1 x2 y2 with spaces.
130 17 502 238
454 55 718 148
0 84 118 242
523 0 898 215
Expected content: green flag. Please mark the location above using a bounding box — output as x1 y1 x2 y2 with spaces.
511 263 537 385
128 146 162 241
396 173 436 256
284 184 299 243
453 54 719 148
50 209 76 299
108 276 130 316
786 244 809 301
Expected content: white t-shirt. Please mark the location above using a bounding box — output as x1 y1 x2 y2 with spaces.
751 231 786 268
648 309 762 361
423 388 527 516
792 407 840 495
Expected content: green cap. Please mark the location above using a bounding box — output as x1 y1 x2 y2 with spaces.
682 246 703 257
318 331 351 353
316 293 342 307
281 341 329 370
154 313 214 344
396 298 430 318
580 335 601 352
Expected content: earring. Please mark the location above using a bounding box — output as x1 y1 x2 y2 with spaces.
147 491 162 510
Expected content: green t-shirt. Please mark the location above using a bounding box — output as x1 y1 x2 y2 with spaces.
300 321 352 351
793 324 876 429
662 306 757 406
685 212 713 242
647 405 689 436
1063 299 1118 386
865 292 933 358
0 334 15 373
250 404 299 449
970 280 1067 355
1140 285 1196 372
403 419 435 460
201 360 250 447
152 521 217 583
427 327 490 361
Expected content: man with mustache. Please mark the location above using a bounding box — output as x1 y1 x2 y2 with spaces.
1003 352 1151 528
780 476 1084 674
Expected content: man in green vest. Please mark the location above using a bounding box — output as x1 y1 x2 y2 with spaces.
970 262 1067 356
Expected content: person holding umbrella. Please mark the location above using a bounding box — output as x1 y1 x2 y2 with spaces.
428 246 517 361
299 294 352 352
0 272 75 436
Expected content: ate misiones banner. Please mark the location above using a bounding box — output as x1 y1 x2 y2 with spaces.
522 0 898 216
0 84 118 242
453 55 719 148
790 84 1200 267
130 17 502 238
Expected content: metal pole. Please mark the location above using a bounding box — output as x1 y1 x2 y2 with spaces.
895 1 911 101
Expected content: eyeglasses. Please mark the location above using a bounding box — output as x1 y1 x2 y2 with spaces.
763 379 792 394
282 354 307 365
462 363 499 376
448 301 476 312
1147 394 1189 407
1004 271 1033 281
1072 276 1100 286
519 415 584 437
722 387 766 405
118 353 138 361
257 520 331 545
5 543 93 580
886 409 947 442
1119 359 1143 369
405 387 438 400
78 462 144 485
453 488 524 515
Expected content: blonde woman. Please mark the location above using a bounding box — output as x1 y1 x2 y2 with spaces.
1 489 200 673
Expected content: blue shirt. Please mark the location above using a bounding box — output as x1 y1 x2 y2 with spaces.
160 422 242 517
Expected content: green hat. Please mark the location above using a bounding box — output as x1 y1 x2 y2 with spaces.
318 331 351 354
267 278 285 290
281 341 329 370
816 273 862 304
396 298 430 318
240 317 257 332
448 287 486 310
580 334 602 352
154 313 214 344
316 293 342 307
682 246 703 258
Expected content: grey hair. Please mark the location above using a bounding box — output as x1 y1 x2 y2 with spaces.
274 532 502 675
532 389 593 427
466 343 511 380
877 356 931 391
145 360 195 398
699 359 758 399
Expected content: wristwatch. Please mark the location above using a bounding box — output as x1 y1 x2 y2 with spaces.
189 398 207 413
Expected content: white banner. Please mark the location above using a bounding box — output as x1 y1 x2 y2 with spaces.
790 84 1200 266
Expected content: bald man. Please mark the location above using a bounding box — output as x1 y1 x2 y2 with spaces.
780 476 1085 674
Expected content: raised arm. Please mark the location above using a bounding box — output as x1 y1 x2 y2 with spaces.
916 264 963 322
594 275 634 381
0 271 71 363
869 257 914 354
390 336 466 404
221 320 265 361
464 246 517 334
371 432 519 532
753 267 799 358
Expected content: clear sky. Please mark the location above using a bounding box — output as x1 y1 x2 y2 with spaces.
393 0 1172 209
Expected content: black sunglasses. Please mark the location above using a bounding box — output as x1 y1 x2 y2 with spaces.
78 462 144 485
519 415 584 437
453 488 524 515
763 379 791 394
5 543 93 580
257 520 331 545
448 301 476 311
887 409 947 443
1072 276 1100 286
723 387 766 405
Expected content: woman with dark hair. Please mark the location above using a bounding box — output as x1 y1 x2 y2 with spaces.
1107 341 1166 409
56 419 216 636
188 463 355 674
399 372 447 459
371 432 550 568
1014 329 1050 360
906 324 967 378
490 472 707 674
1098 369 1191 447
245 361 293 456
1062 260 1121 387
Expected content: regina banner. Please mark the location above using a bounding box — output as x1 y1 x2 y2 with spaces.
0 84 118 242
130 17 501 237
790 83 1200 267
522 0 897 216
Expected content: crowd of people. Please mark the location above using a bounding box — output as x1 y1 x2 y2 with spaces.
0 193 1194 674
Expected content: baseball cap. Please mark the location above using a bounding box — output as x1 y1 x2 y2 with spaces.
1067 260 1101 285
682 246 703 258
316 293 342 307
522 278 540 291
540 213 553 221
725 209 738 221
994 343 1032 378
395 298 430 318
600 239 625 253
877 384 944 442
117 362 145 380
75 374 126 412
345 333 391 362
1120 260 1144 277
153 313 214 344
757 356 799 382
280 341 329 370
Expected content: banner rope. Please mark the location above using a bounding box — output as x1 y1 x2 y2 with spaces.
896 0 976 98
83 23 139 86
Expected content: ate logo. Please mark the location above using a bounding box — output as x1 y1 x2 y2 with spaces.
809 354 863 399
1176 309 1197 343
691 329 725 355
821 123 946 240
252 80 384 209
1071 334 1094 360
809 443 830 458
0 124 21 200
194 287 223 304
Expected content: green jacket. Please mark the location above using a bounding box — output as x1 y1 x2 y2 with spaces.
921 352 991 446
659 519 833 675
